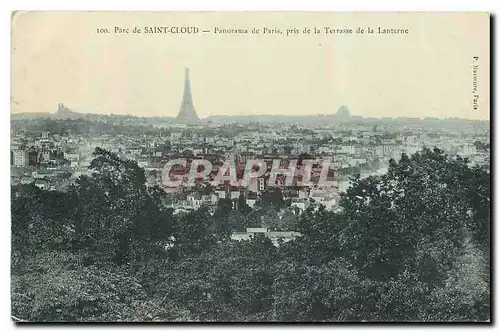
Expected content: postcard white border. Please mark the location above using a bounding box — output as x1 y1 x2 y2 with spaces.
1 1 497 331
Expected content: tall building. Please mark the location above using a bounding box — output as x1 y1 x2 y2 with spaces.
176 68 200 124
12 149 29 167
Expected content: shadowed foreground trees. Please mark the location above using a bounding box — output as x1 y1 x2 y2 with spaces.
11 148 490 322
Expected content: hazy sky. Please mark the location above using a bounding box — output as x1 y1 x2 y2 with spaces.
11 12 490 120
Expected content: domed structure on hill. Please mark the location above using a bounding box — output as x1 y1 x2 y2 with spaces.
336 105 351 119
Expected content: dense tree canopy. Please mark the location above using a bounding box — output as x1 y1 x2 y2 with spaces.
11 147 490 322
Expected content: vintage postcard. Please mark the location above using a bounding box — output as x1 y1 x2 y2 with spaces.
10 11 490 322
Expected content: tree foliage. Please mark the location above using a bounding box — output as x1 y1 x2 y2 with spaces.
11 147 490 322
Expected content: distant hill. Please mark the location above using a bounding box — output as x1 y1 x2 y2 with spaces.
11 104 488 127
204 114 352 124
11 112 52 119
11 104 176 123
11 103 85 120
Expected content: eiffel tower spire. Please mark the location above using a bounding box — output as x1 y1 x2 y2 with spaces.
176 67 200 123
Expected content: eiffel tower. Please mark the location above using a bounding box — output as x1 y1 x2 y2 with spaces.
176 68 200 123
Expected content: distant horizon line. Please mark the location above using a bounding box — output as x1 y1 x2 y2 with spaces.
10 108 490 122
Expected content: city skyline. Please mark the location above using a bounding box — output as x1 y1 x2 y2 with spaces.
9 101 491 122
10 11 491 324
11 12 489 120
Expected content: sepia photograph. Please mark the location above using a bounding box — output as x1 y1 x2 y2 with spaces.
10 11 490 322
